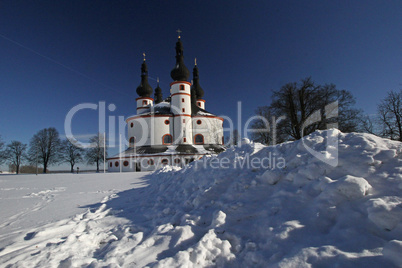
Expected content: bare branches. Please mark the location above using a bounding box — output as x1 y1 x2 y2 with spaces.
28 128 62 173
85 133 107 172
252 77 362 144
61 139 85 173
5 141 27 174
377 90 402 141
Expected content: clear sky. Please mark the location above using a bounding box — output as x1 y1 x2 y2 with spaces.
0 1 401 169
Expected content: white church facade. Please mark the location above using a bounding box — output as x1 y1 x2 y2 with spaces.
107 36 224 171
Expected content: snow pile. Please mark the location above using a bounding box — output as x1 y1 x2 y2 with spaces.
1 130 402 267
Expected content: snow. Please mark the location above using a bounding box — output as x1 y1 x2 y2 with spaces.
1 130 402 267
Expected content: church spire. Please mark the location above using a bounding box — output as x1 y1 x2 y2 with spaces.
192 58 204 99
170 31 190 81
154 77 163 104
136 54 153 97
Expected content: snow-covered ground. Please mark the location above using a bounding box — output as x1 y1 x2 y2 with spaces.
1 130 402 267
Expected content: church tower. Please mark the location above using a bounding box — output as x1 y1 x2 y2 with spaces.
191 59 205 110
136 54 153 114
170 33 193 144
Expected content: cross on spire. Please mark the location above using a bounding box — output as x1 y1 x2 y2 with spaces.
195 58 197 66
176 29 182 39
143 52 146 61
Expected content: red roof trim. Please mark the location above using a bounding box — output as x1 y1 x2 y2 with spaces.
170 81 192 87
136 97 154 101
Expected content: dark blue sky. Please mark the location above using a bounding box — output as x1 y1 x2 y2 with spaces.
0 1 401 162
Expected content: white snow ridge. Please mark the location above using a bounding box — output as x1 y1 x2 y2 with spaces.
1 130 402 267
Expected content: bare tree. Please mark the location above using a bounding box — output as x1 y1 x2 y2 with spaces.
358 114 378 135
85 133 107 172
229 129 238 146
250 107 287 145
252 77 362 143
377 90 402 141
62 139 85 173
0 135 5 165
28 128 62 173
5 141 27 174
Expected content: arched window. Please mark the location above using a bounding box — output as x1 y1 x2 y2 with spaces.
161 159 169 165
142 100 148 106
148 159 154 165
174 158 181 164
165 120 170 125
196 120 202 125
130 122 134 128
197 102 201 107
129 137 135 147
109 162 112 167
123 161 129 167
115 161 119 167
194 134 204 145
162 134 172 145
180 85 184 91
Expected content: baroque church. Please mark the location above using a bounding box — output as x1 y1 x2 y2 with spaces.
107 35 224 171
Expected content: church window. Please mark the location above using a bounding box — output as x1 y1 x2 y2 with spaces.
129 137 135 147
130 122 134 128
183 137 186 142
162 134 172 145
180 85 184 91
142 100 147 106
183 119 185 123
165 120 170 125
197 102 201 107
197 120 202 125
161 158 169 165
194 134 204 145
148 159 154 165
115 161 119 167
123 161 129 167
174 158 181 164
109 162 112 167
182 108 185 113
182 98 185 102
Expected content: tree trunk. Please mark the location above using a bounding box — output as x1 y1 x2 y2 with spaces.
43 162 47 173
96 161 99 173
71 164 74 173
16 164 20 174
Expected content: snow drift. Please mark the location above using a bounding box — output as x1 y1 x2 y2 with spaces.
1 129 402 267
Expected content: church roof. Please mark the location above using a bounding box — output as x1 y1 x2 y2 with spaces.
170 37 190 81
130 101 217 118
191 62 204 99
109 144 225 159
136 59 153 97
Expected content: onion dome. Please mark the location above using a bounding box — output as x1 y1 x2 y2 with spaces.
191 59 204 99
170 37 190 81
136 56 153 97
154 78 163 104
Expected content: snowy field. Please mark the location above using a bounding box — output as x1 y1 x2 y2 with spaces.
1 130 402 267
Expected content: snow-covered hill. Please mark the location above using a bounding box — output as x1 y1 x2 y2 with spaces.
1 130 402 267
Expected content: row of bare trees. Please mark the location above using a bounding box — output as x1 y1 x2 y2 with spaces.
0 129 106 174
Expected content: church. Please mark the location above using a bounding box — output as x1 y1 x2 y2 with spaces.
107 34 225 171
